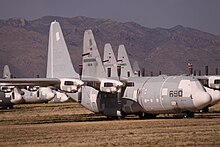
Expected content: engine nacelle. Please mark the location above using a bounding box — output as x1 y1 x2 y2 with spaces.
100 79 123 93
0 86 14 93
208 76 220 90
59 78 84 93
26 86 40 91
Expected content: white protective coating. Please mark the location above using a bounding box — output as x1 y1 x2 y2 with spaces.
191 81 211 110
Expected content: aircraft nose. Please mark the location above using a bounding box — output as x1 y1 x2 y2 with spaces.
192 92 212 110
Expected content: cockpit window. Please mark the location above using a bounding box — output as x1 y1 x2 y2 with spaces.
214 79 220 84
198 79 208 87
195 81 206 91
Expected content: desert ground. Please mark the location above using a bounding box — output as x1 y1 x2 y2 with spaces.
0 102 220 147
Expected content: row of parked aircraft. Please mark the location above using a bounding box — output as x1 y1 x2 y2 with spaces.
0 20 220 119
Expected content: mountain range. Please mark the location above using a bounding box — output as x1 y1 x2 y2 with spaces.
0 16 220 77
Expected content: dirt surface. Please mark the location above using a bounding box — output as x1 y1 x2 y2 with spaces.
0 102 220 147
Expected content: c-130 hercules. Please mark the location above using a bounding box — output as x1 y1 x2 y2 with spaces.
47 21 211 118
103 43 220 113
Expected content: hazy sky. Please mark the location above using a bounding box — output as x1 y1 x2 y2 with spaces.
0 0 220 35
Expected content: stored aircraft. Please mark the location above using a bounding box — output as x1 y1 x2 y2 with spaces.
104 44 220 113
0 21 213 118
47 21 212 118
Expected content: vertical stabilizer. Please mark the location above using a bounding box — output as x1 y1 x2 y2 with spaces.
103 43 118 77
47 21 78 78
82 30 106 78
117 45 134 78
3 65 11 79
133 61 142 77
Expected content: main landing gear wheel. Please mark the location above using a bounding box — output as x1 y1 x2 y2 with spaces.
184 112 195 118
138 113 157 119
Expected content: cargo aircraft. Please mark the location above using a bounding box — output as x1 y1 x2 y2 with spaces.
0 21 212 119
103 44 220 113
118 46 220 112
196 75 220 112
46 21 211 118
0 26 84 109
1 65 69 104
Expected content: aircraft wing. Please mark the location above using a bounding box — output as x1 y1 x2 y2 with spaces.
0 78 60 87
0 78 84 93
82 76 123 93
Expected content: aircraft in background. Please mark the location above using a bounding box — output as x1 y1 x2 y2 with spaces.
103 43 118 78
117 45 135 78
196 75 220 112
48 21 212 118
103 44 141 78
0 22 84 108
3 65 69 104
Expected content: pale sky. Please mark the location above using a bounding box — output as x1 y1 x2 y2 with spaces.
0 0 220 35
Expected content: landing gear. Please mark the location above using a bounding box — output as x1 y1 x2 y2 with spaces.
201 107 209 113
106 114 126 120
105 111 126 120
138 113 157 119
184 112 195 118
3 104 13 109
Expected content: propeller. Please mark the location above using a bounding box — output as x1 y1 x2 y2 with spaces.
117 65 121 81
78 64 83 103
117 65 122 109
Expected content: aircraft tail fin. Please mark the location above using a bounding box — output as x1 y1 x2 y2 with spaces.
103 43 118 77
117 45 134 78
82 30 106 78
3 65 11 79
133 61 142 77
46 21 78 78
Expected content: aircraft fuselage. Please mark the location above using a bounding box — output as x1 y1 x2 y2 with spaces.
68 75 211 117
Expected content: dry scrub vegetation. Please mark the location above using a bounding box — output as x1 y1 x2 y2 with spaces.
0 102 220 146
